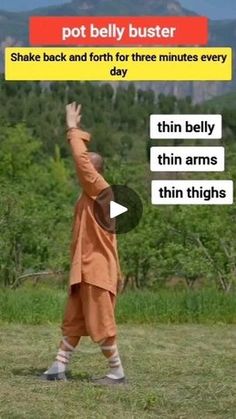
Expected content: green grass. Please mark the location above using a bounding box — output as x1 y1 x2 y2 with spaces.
1 287 236 325
0 324 236 418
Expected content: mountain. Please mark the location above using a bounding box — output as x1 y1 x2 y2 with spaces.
2 0 236 20
31 0 196 16
0 0 235 103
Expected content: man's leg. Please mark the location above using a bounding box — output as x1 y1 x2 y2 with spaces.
42 285 87 381
43 336 80 380
99 336 125 380
81 283 126 385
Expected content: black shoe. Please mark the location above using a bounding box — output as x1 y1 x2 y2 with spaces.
40 371 67 381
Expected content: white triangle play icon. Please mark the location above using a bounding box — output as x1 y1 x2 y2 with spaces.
110 201 128 219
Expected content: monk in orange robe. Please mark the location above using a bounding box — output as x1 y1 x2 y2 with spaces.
42 103 126 385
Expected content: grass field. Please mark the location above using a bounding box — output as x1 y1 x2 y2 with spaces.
0 324 236 418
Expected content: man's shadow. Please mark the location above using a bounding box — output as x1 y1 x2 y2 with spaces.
12 367 90 381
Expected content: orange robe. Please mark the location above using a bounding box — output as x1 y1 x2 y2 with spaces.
67 128 120 296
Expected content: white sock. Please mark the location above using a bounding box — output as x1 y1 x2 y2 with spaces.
45 356 67 375
45 338 74 375
106 363 125 380
100 343 125 380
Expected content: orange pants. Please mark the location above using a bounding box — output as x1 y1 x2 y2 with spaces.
61 282 117 343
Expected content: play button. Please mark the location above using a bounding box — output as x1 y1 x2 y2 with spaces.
110 201 128 219
93 185 143 234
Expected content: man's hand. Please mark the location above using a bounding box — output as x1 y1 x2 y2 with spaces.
66 102 81 130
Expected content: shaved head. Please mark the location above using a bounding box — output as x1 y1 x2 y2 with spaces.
88 152 104 173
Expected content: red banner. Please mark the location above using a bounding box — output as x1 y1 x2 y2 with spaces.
29 16 208 46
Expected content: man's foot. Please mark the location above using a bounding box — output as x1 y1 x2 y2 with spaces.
91 376 127 386
40 361 68 381
40 371 67 381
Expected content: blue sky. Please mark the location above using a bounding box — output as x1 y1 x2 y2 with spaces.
181 0 236 19
0 0 67 11
1 0 236 19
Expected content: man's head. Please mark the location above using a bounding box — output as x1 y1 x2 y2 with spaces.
88 152 104 174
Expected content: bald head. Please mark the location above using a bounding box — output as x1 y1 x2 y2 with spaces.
88 152 104 174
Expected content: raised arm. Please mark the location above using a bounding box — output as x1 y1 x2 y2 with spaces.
66 103 108 198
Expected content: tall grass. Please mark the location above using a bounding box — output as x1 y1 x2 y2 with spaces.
117 289 236 324
0 287 236 325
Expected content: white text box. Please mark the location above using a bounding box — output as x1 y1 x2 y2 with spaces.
150 114 222 139
151 180 233 205
150 146 225 172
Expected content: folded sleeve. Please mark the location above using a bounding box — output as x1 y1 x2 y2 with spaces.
67 128 109 197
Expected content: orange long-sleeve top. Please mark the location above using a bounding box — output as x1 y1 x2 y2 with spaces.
67 128 120 296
